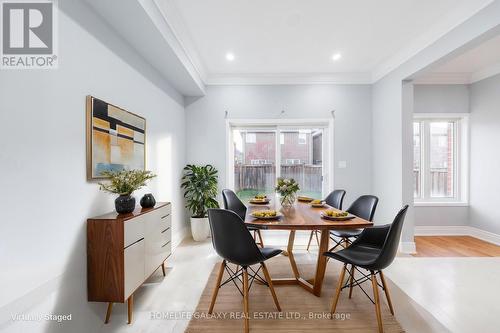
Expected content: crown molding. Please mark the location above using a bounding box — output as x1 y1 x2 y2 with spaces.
470 61 500 83
152 0 208 82
205 72 372 86
372 0 495 83
412 72 471 85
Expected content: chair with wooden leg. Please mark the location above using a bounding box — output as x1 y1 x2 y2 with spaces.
207 209 282 333
222 189 265 247
324 205 408 333
307 189 346 251
328 195 378 252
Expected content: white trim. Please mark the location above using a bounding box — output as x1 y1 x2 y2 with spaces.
470 61 500 83
205 73 372 85
412 72 471 85
415 226 500 246
413 114 469 205
414 201 468 207
399 242 417 254
225 118 334 196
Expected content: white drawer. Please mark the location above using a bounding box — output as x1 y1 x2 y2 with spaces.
124 238 145 299
146 205 171 235
124 215 146 248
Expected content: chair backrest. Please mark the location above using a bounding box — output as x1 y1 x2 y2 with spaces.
324 189 346 210
222 189 247 221
208 209 264 266
347 195 379 221
373 205 409 270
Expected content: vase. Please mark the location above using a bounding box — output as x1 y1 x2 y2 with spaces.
115 195 136 214
190 217 210 241
281 193 296 207
140 193 156 208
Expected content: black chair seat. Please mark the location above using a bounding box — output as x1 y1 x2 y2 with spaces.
260 247 283 260
324 245 381 269
330 228 362 238
247 226 259 231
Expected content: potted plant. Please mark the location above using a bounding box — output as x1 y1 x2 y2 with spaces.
275 178 300 207
99 170 156 214
181 164 219 241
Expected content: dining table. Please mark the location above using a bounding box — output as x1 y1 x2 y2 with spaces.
244 199 373 297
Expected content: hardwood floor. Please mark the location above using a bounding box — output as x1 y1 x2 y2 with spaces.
414 236 500 257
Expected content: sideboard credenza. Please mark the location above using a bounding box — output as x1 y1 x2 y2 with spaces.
87 202 172 324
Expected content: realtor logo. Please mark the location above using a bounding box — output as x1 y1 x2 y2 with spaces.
1 0 58 69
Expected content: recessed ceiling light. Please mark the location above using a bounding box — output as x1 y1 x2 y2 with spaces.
332 53 342 61
226 52 235 61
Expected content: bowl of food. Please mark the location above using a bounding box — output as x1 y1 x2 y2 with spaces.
310 199 326 208
251 210 282 220
297 195 314 202
320 209 355 221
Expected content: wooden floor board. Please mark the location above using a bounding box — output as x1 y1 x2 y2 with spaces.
414 236 500 257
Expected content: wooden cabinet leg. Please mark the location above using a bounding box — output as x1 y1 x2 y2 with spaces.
105 302 113 324
127 295 133 324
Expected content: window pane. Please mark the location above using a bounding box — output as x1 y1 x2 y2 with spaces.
413 122 421 198
429 122 454 198
280 129 323 199
233 130 276 203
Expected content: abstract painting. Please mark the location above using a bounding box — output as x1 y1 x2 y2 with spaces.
86 96 146 180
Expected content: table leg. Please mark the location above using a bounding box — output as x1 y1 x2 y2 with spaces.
312 230 330 296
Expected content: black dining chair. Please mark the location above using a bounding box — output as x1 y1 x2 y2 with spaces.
222 189 265 247
324 205 408 333
307 189 346 251
329 195 379 252
207 209 282 333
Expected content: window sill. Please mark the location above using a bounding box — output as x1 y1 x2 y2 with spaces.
414 202 469 207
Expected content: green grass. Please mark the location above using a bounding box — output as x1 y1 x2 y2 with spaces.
236 189 322 204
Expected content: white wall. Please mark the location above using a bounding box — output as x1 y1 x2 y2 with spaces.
0 0 186 331
469 74 500 234
372 1 500 250
413 84 470 227
185 84 373 208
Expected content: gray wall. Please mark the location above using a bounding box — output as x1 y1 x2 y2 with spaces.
413 84 470 227
469 74 500 234
185 84 373 209
414 84 470 114
0 0 186 331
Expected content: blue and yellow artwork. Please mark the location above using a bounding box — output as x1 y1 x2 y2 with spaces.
86 96 146 180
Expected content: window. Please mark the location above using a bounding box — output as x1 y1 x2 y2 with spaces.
413 114 468 205
229 122 331 203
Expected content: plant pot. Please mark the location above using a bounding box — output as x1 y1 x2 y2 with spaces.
140 193 156 208
190 217 210 241
115 195 136 214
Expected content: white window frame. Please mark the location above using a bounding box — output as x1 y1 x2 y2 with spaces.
225 118 334 197
413 113 469 207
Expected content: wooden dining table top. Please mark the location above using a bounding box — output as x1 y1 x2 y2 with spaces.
244 199 373 230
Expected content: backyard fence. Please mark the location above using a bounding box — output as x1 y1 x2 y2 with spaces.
234 164 322 193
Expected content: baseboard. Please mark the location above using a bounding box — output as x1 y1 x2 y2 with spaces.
399 241 416 254
172 226 189 251
415 225 500 246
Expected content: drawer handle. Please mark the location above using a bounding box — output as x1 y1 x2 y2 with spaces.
161 214 170 219
124 237 144 249
161 227 171 234
161 241 171 248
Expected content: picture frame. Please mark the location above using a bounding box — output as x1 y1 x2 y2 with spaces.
86 96 146 180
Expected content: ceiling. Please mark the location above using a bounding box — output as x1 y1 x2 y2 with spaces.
155 0 492 84
414 33 500 84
